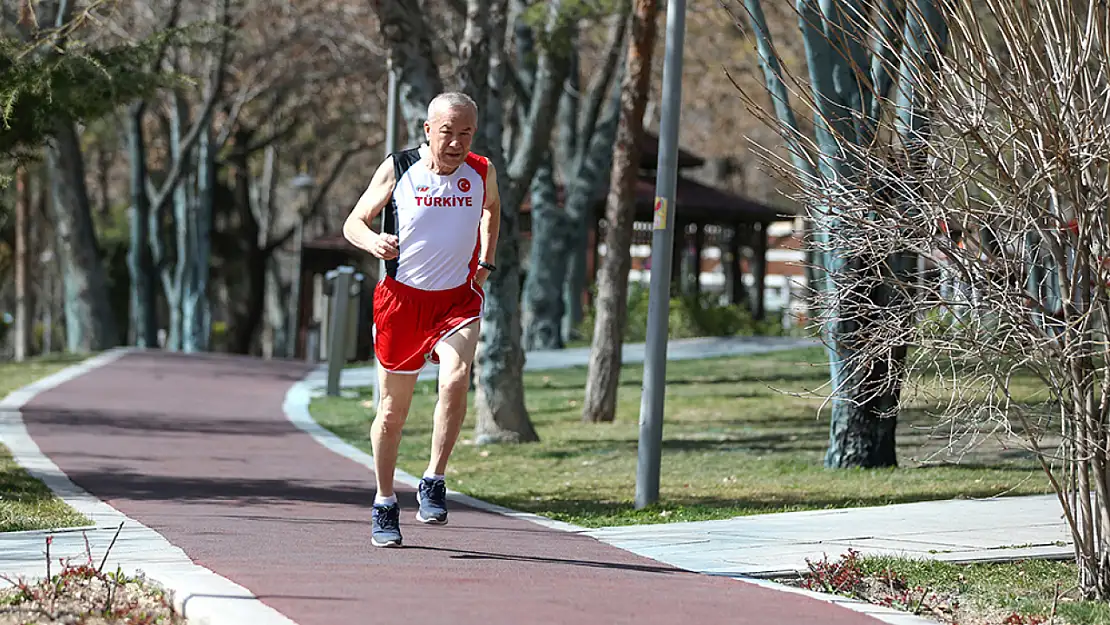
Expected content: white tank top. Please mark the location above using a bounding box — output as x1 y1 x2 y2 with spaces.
385 146 488 291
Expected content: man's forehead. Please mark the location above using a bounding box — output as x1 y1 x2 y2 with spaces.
431 112 476 128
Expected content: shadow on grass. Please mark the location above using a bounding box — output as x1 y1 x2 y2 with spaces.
531 434 830 458
531 370 830 392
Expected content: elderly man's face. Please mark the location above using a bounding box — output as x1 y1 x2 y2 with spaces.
424 105 476 171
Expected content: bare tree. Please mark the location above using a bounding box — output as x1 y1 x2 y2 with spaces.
369 0 571 443
473 0 572 443
522 4 630 350
581 0 657 423
747 0 1110 598
736 0 949 467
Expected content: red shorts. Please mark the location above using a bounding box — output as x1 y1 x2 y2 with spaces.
372 276 484 373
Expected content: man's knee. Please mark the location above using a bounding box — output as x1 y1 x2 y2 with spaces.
373 395 411 437
438 362 471 401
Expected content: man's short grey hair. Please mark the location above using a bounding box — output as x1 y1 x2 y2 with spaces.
427 92 479 121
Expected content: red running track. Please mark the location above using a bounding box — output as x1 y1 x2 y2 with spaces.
20 351 882 625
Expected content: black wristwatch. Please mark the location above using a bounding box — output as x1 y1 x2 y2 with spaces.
478 261 496 272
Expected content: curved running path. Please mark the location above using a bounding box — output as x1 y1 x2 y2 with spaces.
19 351 882 625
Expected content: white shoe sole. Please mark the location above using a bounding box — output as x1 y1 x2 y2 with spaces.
371 536 402 547
416 490 449 525
415 511 448 525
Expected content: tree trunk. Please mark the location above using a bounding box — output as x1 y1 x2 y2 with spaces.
183 125 215 352
162 97 192 352
264 255 290 358
521 153 571 350
526 7 629 348
557 80 623 344
523 31 577 352
372 1 445 146
562 8 631 343
824 0 948 468
473 0 541 444
228 139 267 355
45 117 119 353
582 0 656 423
126 104 158 348
14 166 31 361
456 0 490 101
824 315 902 467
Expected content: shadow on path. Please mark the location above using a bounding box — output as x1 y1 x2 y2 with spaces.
407 545 681 575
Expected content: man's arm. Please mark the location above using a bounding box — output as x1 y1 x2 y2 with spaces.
343 157 398 259
476 163 501 285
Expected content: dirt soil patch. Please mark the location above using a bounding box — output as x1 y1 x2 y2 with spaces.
776 551 1105 625
0 536 182 625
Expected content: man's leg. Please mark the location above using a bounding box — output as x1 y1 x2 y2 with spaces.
370 366 418 547
416 320 479 524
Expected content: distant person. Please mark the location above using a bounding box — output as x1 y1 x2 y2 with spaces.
342 92 500 547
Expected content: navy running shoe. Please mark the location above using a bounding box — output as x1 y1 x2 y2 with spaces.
371 503 402 547
416 478 448 524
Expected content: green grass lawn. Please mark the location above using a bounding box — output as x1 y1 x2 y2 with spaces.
0 355 91 532
310 347 1054 528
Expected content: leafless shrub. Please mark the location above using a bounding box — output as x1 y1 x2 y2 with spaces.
744 0 1110 597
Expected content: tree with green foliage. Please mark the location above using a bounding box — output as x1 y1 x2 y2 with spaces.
0 7 173 168
2 1 182 352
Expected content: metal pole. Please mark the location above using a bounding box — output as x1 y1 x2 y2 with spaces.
386 58 400 155
372 61 401 408
635 0 688 510
326 265 355 397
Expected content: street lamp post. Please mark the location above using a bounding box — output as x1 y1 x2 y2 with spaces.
368 61 401 408
636 0 688 509
290 172 315 359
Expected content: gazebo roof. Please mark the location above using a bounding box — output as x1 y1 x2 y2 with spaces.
638 131 705 170
516 173 792 225
632 175 792 224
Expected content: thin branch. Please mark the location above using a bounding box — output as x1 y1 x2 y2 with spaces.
577 3 631 154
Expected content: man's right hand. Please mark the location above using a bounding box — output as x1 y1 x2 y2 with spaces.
371 233 400 260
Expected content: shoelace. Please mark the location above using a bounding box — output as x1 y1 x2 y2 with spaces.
423 480 447 502
375 506 399 531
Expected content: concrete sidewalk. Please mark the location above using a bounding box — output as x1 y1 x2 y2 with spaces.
587 494 1072 580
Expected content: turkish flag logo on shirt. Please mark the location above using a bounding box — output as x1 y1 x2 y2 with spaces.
458 178 471 192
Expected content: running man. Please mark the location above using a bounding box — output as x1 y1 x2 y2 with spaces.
342 92 499 547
